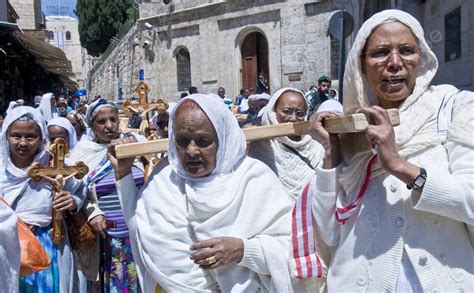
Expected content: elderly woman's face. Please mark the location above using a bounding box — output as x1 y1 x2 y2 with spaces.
67 114 84 138
174 107 218 178
362 22 420 108
90 107 120 144
275 91 307 123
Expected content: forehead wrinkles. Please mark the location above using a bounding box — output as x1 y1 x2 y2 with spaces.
175 108 214 133
366 22 417 49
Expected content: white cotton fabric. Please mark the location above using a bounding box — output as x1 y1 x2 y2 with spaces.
38 93 59 121
0 201 20 293
6 101 17 115
310 9 474 292
48 117 78 149
316 100 344 115
0 106 52 226
123 94 295 292
250 88 324 198
339 9 460 199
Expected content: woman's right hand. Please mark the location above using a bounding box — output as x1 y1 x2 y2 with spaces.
89 214 107 239
309 112 341 169
107 137 136 180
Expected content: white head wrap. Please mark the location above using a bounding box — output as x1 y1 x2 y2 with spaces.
316 99 344 115
339 9 458 197
253 87 324 198
168 94 246 182
38 93 59 120
6 101 17 115
47 117 78 149
0 106 52 226
85 98 117 125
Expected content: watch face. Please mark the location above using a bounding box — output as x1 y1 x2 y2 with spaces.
414 176 426 189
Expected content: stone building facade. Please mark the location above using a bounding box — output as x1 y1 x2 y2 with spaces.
45 15 86 86
88 0 473 102
9 0 43 30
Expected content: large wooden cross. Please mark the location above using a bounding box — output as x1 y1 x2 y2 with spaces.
114 109 400 159
27 138 89 244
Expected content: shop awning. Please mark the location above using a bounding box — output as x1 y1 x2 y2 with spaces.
11 31 78 89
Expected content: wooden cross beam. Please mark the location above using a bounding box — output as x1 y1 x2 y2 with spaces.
27 138 89 244
115 109 400 159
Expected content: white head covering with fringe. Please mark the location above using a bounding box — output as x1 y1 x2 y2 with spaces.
47 117 78 149
339 9 468 200
251 87 324 198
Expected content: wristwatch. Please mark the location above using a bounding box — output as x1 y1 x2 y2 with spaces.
407 167 427 190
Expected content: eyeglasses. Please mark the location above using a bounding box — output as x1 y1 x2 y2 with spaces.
280 108 307 118
365 45 419 65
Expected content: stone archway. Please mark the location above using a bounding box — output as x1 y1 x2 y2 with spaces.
240 31 269 94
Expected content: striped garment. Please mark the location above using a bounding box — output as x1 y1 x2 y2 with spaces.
290 155 376 279
96 166 144 238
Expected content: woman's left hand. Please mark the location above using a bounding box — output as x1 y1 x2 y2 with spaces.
357 106 404 173
53 190 77 212
190 237 244 269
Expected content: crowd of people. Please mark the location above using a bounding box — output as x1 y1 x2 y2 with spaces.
0 10 473 293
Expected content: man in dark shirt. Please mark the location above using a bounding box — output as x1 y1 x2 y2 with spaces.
308 75 331 116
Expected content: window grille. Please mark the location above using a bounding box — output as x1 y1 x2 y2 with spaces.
176 48 191 92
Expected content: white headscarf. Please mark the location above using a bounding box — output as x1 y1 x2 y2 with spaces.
48 117 78 149
168 94 247 181
38 93 59 120
134 94 294 291
252 87 324 198
0 106 52 226
84 98 118 141
339 9 460 198
6 101 17 115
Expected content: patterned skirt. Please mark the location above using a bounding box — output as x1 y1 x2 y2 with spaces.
103 236 139 292
19 226 60 293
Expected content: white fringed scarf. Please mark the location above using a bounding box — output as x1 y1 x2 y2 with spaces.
134 94 295 292
338 10 462 203
251 87 324 199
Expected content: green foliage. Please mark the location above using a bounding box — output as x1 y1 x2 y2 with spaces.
76 0 137 57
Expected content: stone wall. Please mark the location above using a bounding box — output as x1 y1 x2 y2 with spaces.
88 0 474 102
10 0 42 30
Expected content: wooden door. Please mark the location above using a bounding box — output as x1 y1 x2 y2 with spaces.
241 32 270 93
241 33 258 92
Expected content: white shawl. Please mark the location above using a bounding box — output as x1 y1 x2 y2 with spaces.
38 93 59 121
251 88 324 198
339 10 464 199
48 117 78 149
134 94 295 292
0 202 20 293
0 106 52 226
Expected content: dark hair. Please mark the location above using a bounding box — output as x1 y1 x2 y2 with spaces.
188 86 198 94
180 92 189 99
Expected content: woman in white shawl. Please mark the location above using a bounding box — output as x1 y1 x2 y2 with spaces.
249 87 324 199
306 9 473 291
47 117 78 149
69 98 145 291
110 94 297 292
0 106 85 292
38 93 60 121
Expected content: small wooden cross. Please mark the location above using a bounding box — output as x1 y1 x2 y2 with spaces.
120 97 169 139
27 138 89 244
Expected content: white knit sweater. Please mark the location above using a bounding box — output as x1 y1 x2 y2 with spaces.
311 117 474 292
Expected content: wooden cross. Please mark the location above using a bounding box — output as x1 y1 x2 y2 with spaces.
114 109 400 159
27 138 89 244
120 97 169 138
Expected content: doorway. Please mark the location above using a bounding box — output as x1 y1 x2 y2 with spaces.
241 32 269 94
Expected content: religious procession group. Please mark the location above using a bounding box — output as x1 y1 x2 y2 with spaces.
1 9 473 293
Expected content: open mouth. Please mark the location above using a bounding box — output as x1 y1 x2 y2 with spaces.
383 77 406 85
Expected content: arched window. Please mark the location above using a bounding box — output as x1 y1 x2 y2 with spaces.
65 31 71 41
48 31 54 40
176 48 191 92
